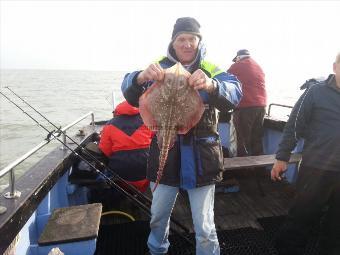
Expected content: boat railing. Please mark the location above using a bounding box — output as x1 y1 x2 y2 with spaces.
267 103 293 117
0 112 95 210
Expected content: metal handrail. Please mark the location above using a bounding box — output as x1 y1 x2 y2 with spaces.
60 112 95 150
0 111 95 200
61 111 95 131
267 103 293 117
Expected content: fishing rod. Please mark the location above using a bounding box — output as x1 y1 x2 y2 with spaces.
5 86 157 204
0 90 152 213
0 90 194 245
5 87 192 236
1 89 194 245
5 87 151 204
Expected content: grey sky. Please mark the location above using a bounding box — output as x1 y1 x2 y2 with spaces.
1 1 339 94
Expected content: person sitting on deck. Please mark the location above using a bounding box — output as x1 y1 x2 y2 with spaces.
271 52 340 255
121 17 242 255
99 100 153 193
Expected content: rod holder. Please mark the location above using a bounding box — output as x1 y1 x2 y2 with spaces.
60 131 67 150
4 169 21 199
91 113 95 131
4 190 21 199
0 205 7 215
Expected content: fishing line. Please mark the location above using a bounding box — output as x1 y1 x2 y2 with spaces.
5 86 151 204
1 88 194 245
0 90 150 212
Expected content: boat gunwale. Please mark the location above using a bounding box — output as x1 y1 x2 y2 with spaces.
0 130 97 254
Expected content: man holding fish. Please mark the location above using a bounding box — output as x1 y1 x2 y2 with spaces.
122 17 242 255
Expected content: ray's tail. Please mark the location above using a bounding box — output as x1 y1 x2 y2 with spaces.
152 145 170 192
152 128 176 192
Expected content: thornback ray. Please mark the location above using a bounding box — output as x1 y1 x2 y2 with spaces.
139 63 205 191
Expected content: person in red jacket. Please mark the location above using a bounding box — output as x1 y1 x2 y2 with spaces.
228 49 267 156
99 100 153 192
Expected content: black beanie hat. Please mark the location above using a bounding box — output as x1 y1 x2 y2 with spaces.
171 17 202 40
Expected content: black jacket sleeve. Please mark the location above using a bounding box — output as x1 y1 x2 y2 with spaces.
275 86 315 161
121 71 152 107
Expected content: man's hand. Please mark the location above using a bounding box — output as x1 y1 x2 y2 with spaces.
188 69 215 92
136 63 164 85
271 160 288 181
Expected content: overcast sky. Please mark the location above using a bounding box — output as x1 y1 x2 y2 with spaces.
1 1 339 91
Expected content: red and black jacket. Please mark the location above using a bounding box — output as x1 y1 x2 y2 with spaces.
99 101 153 186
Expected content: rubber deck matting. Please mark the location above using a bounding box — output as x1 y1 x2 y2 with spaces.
95 216 321 255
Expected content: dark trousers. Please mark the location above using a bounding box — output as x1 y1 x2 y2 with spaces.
275 165 340 255
233 107 266 156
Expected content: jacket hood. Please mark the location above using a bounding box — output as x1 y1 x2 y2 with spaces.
114 101 139 116
166 41 206 73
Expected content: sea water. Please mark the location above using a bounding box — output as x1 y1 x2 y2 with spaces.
0 69 127 189
0 69 303 190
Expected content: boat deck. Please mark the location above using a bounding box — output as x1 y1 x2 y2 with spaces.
93 169 321 255
171 169 294 233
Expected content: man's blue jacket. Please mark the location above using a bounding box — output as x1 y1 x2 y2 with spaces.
121 44 242 188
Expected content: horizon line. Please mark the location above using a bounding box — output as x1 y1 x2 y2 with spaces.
0 68 129 72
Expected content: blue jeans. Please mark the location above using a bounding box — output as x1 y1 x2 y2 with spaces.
147 182 220 255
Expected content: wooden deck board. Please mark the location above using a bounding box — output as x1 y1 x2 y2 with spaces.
171 171 295 233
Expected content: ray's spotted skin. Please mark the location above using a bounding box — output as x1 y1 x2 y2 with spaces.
139 63 204 191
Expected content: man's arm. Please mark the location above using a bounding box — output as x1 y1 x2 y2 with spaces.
121 71 146 107
276 87 314 161
209 72 243 111
121 63 164 107
189 61 242 111
271 86 315 180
